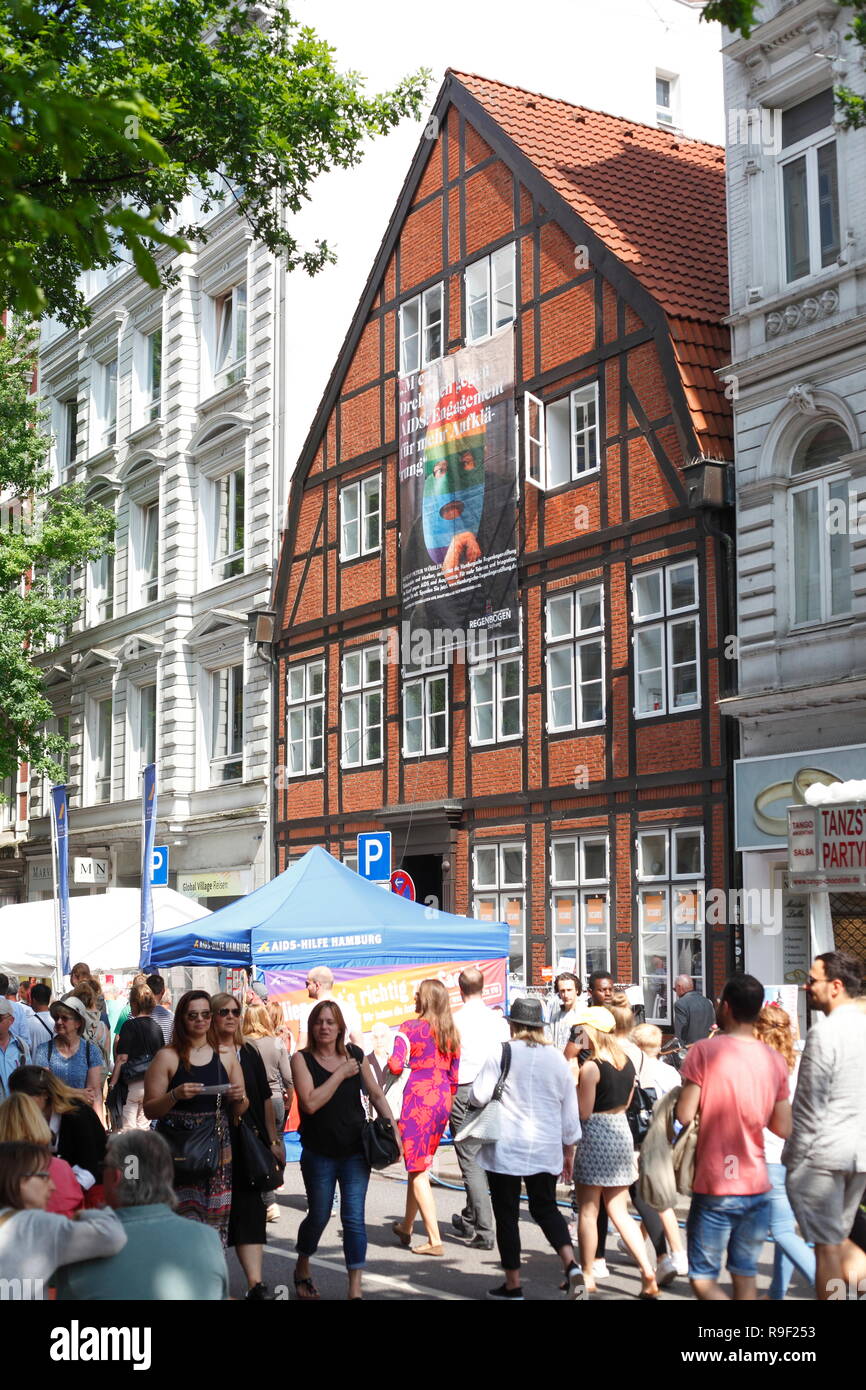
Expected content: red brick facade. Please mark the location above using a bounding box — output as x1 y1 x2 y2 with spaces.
273 74 736 1026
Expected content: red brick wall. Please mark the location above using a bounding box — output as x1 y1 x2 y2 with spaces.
275 109 733 1010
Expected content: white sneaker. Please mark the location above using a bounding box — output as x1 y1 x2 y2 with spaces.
673 1250 688 1277
656 1253 677 1287
592 1260 609 1279
266 1204 280 1223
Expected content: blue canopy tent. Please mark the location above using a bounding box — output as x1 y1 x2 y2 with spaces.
150 846 508 970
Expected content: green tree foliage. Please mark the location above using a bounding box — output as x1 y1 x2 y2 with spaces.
0 1 429 325
702 1 866 126
0 319 114 783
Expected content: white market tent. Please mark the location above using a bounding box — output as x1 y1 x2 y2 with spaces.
0 888 211 976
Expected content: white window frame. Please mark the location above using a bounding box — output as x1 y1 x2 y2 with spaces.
469 630 523 746
525 384 600 489
145 326 162 422
61 398 79 474
89 695 114 805
209 664 244 785
399 282 444 375
632 559 700 718
286 659 325 778
636 826 705 1026
789 471 852 627
472 841 526 984
97 356 118 450
135 499 160 607
87 546 115 626
465 244 516 344
779 129 841 285
545 585 605 732
341 644 384 769
656 71 677 128
126 680 157 796
340 474 382 561
213 283 248 389
402 669 448 757
212 465 246 582
550 835 610 980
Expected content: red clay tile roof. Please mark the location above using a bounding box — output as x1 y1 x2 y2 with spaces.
452 71 732 458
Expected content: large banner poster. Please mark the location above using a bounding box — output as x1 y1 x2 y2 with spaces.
398 327 518 649
266 957 507 1041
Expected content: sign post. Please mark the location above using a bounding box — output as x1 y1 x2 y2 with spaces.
357 832 392 884
390 868 416 900
787 802 866 889
140 764 157 971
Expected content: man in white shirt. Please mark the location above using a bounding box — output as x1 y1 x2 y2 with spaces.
297 966 364 1050
546 973 583 1051
26 984 56 1055
450 967 509 1249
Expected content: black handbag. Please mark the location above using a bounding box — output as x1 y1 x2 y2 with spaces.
362 1114 401 1170
358 1052 401 1170
234 1114 284 1192
156 1092 222 1178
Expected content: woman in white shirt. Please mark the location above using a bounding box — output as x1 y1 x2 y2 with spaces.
469 997 583 1301
0 1140 126 1298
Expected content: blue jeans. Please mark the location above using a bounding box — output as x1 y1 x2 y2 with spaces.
767 1163 816 1300
298 1148 370 1270
687 1191 771 1280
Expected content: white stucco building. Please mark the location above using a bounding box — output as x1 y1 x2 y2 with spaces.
21 192 287 920
721 0 866 1020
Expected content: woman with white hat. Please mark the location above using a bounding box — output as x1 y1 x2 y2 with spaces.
572 1006 659 1298
469 996 584 1301
33 997 104 1123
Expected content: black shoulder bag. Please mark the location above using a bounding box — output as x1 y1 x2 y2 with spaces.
357 1046 401 1170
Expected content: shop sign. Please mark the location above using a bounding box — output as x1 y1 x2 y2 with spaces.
787 803 866 888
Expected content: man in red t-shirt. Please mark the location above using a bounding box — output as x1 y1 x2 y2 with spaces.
676 974 791 1300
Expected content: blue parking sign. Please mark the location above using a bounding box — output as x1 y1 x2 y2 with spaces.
357 832 391 882
151 845 169 887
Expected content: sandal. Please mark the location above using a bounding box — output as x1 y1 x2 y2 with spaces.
391 1221 411 1248
293 1274 320 1301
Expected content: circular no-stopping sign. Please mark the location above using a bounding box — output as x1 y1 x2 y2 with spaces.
390 869 416 900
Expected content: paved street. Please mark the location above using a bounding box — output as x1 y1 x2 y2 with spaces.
231 1145 812 1302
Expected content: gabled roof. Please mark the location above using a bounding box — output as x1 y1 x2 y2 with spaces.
453 71 728 324
274 71 732 618
452 71 731 459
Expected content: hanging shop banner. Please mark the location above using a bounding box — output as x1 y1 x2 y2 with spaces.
139 764 157 971
787 802 866 889
398 327 518 651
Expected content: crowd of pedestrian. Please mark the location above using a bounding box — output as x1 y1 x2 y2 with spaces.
0 949 863 1301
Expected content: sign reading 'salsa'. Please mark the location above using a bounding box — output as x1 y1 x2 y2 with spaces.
398 326 519 651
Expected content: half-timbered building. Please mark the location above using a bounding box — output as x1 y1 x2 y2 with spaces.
272 71 736 1025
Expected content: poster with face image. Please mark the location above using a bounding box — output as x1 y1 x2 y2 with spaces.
398 327 518 651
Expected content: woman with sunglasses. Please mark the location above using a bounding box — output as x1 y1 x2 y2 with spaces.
210 992 283 1300
0 1140 126 1297
144 990 247 1247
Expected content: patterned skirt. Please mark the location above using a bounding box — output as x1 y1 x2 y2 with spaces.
172 1111 233 1247
574 1112 636 1188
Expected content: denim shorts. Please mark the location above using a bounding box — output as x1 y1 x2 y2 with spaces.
687 1191 771 1280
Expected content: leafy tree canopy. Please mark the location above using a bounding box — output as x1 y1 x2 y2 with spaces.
0 1 430 325
0 319 114 783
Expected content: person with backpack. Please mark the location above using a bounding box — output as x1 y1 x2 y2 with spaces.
0 1003 30 1100
34 997 105 1123
106 983 164 1131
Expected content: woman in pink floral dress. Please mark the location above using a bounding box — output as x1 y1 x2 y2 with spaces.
388 979 459 1255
